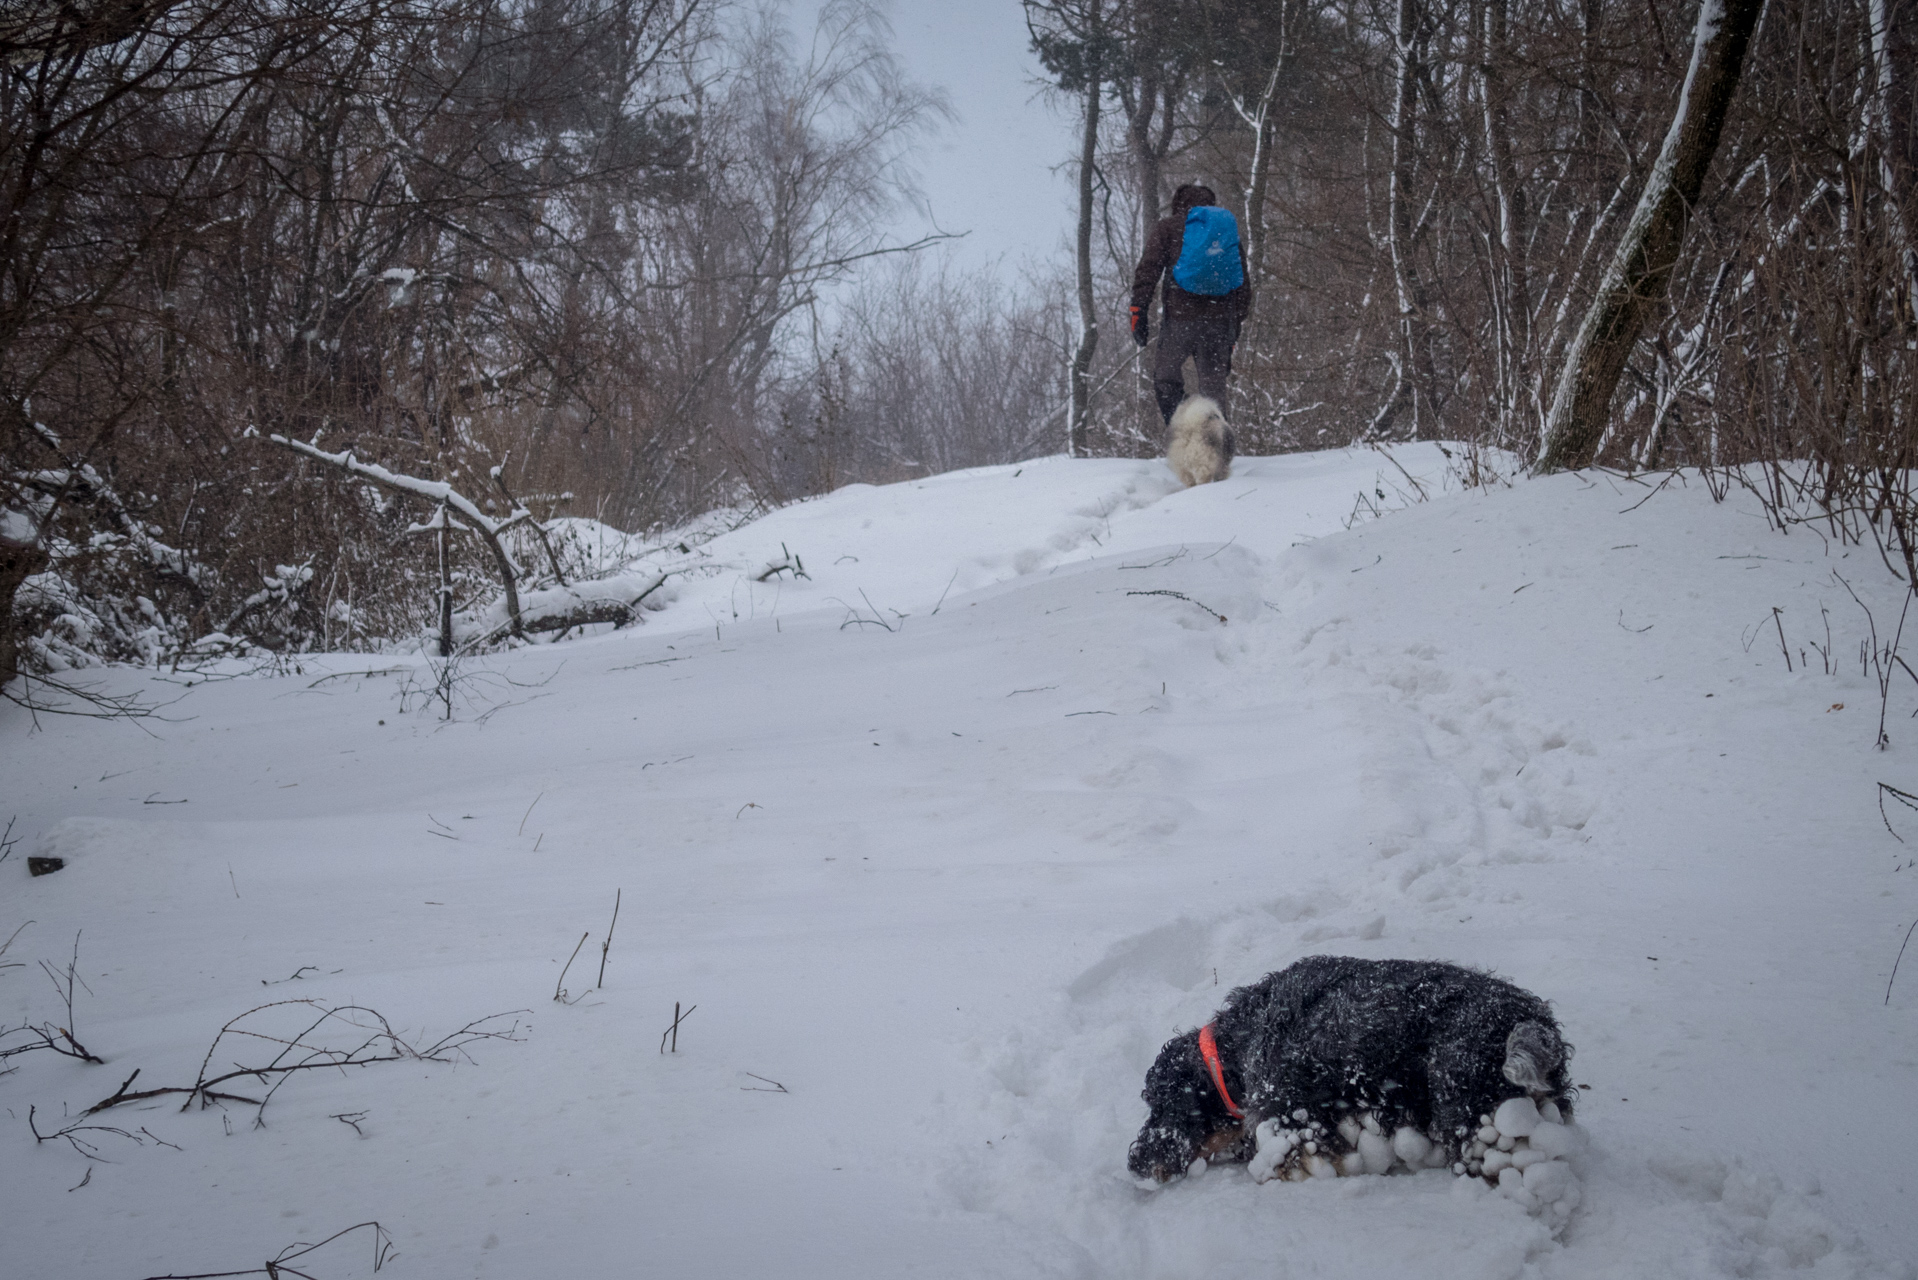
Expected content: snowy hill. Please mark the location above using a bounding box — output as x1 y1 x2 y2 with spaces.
6 448 1915 1279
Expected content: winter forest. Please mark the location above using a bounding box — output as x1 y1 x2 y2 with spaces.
1 0 1912 668
6 1 1918 1278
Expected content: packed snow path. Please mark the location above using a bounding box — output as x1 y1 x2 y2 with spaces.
6 450 1915 1279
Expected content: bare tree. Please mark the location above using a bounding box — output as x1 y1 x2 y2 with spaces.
1537 0 1765 472
1028 0 1114 458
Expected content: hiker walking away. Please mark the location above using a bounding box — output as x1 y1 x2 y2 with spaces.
1129 183 1250 426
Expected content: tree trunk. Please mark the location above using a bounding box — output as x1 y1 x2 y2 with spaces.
0 526 48 685
1369 0 1432 440
1537 0 1764 473
1868 0 1918 326
1070 49 1103 457
1480 0 1531 447
435 501 453 658
1225 5 1288 315
1242 103 1277 313
1122 76 1163 240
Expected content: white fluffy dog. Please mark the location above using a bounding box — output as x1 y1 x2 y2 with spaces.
1166 395 1234 487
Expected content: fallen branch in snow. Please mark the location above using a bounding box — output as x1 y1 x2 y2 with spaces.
1120 548 1190 570
77 1001 525 1128
519 574 670 638
2 932 107 1070
304 668 407 689
36 933 104 1063
1 670 170 724
832 590 900 632
1125 589 1227 625
1618 470 1679 514
27 1106 177 1161
260 966 341 987
137 1219 394 1280
268 434 526 639
457 572 669 652
1878 783 1918 844
754 543 808 582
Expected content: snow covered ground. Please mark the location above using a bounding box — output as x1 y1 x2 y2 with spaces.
6 447 1916 1279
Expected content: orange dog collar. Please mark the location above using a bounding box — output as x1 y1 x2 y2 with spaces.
1197 1023 1243 1119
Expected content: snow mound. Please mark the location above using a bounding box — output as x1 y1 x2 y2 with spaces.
7 454 1917 1278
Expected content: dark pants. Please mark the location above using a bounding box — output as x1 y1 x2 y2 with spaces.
1152 315 1236 424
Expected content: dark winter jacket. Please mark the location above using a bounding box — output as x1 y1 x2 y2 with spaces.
1130 184 1251 330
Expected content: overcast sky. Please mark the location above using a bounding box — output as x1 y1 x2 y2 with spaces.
788 0 1080 274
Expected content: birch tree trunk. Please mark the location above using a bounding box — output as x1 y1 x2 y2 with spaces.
1242 98 1278 313
1536 0 1765 472
1070 44 1104 457
1368 0 1432 440
1223 3 1289 314
1868 0 1918 325
1480 0 1530 446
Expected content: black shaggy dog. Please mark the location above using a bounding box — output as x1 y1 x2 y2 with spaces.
1128 956 1573 1183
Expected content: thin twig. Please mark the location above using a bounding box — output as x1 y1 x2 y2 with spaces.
554 932 589 1004
304 668 406 688
137 1219 394 1280
660 1002 695 1054
596 890 621 990
861 589 898 631
930 568 960 615
1125 589 1227 624
79 1003 524 1121
1889 919 1918 1006
1878 782 1918 843
1618 470 1678 513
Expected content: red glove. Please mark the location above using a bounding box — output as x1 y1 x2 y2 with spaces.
1130 305 1149 348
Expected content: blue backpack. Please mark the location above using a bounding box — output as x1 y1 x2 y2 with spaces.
1172 206 1244 296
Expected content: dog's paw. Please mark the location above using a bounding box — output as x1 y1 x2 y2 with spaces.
1391 1125 1442 1168
1248 1119 1294 1183
1459 1099 1586 1226
1249 1115 1337 1183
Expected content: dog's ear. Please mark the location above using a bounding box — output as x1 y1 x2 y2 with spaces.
1502 1021 1563 1092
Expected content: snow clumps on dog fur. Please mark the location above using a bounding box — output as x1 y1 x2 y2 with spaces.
1248 1095 1587 1228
